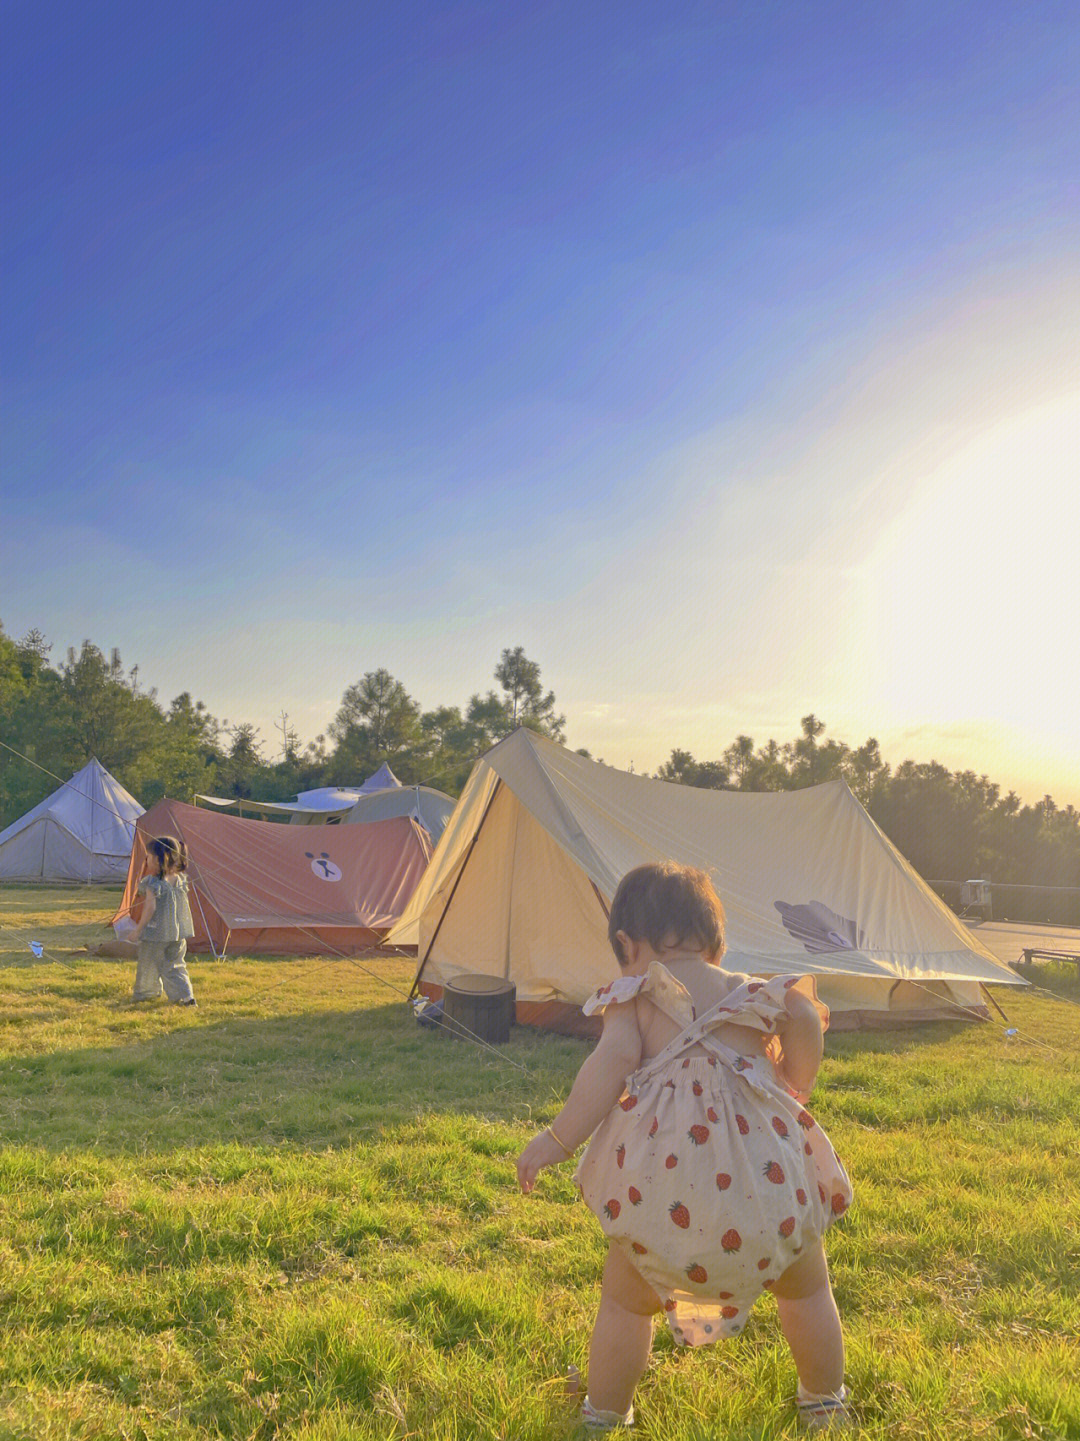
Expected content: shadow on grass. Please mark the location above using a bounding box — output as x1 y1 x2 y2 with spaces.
1 1004 1041 1164
0 996 590 1157
2 948 1070 1160
0 944 412 969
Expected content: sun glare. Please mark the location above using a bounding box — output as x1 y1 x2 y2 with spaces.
869 395 1079 742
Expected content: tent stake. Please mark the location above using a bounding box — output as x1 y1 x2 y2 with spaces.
410 778 502 999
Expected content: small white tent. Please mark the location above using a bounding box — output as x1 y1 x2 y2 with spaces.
286 764 405 810
336 786 455 844
0 758 143 883
195 765 455 843
389 730 1024 1033
196 764 402 816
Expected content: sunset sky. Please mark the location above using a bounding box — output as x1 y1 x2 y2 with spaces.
3 2 1078 805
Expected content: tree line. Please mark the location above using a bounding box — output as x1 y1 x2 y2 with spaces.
657 716 1080 925
0 626 564 821
2 621 1077 923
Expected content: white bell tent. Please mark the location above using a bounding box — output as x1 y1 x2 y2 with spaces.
0 758 143 883
389 729 1024 1033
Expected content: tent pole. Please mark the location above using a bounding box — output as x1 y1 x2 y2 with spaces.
590 881 610 920
410 778 502 1000
201 907 221 961
980 982 1009 1022
186 867 220 961
503 799 523 980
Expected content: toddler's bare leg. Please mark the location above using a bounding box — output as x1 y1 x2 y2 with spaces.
770 1240 845 1396
586 1243 662 1418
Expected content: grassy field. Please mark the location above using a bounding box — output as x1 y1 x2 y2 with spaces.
0 885 1077 1441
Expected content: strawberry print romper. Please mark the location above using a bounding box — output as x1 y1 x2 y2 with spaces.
575 963 852 1347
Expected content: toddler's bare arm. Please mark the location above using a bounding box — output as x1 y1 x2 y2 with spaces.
516 1001 642 1191
131 890 156 942
774 990 824 1101
554 1001 643 1148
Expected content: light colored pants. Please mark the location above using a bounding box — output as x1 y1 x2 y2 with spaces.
133 940 195 1003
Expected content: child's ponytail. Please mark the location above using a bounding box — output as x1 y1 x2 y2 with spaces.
153 835 186 875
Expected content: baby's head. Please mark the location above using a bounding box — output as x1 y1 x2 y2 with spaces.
146 834 187 876
608 861 726 967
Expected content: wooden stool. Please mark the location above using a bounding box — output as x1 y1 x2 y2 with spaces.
442 973 517 1043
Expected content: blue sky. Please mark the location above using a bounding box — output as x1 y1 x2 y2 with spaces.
3 1 1078 803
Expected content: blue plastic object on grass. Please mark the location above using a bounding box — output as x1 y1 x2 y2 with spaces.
413 997 445 1029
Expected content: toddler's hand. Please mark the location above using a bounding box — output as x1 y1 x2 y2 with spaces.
516 1129 569 1193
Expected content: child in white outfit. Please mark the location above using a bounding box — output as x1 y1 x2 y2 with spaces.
517 862 852 1431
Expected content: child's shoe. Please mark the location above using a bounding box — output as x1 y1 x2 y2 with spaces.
795 1383 852 1430
179 998 198 1007
581 1395 634 1430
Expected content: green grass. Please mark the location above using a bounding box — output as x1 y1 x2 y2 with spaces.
0 885 1077 1441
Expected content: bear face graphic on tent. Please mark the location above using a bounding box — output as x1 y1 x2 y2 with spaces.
305 851 342 882
774 901 868 954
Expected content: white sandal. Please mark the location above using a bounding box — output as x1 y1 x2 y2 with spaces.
796 1384 853 1430
581 1394 635 1430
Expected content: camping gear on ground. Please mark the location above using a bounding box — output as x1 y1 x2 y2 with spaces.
412 995 445 1028
441 973 516 1043
87 937 138 959
389 729 1024 1034
112 798 431 956
0 758 143 883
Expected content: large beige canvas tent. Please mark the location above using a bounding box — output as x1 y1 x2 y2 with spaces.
114 799 431 956
389 729 1023 1033
0 758 143 883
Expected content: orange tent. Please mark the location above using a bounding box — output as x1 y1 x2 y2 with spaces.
113 799 431 956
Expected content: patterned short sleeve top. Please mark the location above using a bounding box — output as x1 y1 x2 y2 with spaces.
137 874 195 943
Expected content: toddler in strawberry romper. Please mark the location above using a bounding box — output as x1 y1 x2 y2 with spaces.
517 862 853 1432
